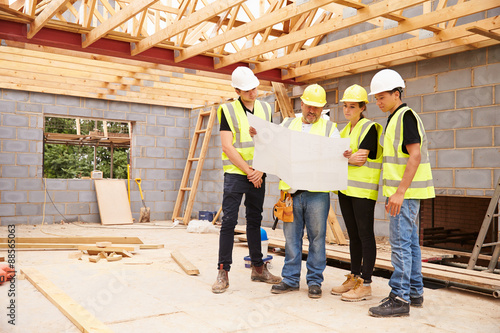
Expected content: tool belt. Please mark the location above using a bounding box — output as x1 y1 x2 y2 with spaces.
272 190 293 230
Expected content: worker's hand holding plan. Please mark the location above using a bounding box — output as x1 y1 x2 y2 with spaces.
247 113 350 192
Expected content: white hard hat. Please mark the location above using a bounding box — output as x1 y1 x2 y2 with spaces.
369 69 405 95
231 67 260 91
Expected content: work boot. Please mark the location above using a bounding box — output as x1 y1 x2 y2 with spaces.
271 281 299 294
341 278 371 302
410 295 424 308
369 292 410 317
308 285 322 299
212 264 229 294
251 262 281 284
331 273 358 295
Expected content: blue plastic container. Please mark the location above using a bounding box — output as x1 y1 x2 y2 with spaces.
244 255 273 268
199 210 216 221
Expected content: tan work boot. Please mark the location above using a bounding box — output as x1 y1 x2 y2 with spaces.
341 277 371 301
212 264 229 294
251 262 282 284
331 273 358 295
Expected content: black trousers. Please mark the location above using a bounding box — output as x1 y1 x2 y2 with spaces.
338 191 377 283
218 173 265 271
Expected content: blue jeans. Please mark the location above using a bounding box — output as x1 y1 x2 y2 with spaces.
282 191 329 287
218 173 265 271
388 198 424 302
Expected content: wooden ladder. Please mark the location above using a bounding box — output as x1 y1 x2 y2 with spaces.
467 176 500 271
272 82 347 245
172 105 217 225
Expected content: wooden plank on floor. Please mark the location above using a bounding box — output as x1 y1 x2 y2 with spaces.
21 267 113 333
0 243 160 250
94 179 133 225
171 250 199 275
0 236 144 244
78 245 139 253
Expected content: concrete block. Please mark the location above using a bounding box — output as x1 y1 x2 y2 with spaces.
473 106 500 127
3 89 29 102
176 138 190 149
91 110 103 118
455 169 491 188
43 105 68 115
0 153 15 165
135 158 155 169
135 136 155 147
151 105 166 115
146 169 166 180
423 91 454 112
474 148 500 168
89 202 99 214
29 215 54 224
2 166 29 178
156 158 174 169
17 153 42 165
16 203 42 216
166 107 187 117
437 149 472 168
487 45 500 64
68 108 91 118
85 98 108 110
126 113 147 122
28 191 45 203
448 189 465 196
1 216 28 226
166 127 187 138
418 55 449 76
144 190 164 202
419 113 436 130
146 126 165 137
431 169 453 188
157 116 175 126
496 127 500 147
166 148 184 159
176 117 190 128
450 48 486 70
145 147 165 158
66 180 90 191
437 109 471 129
426 130 454 149
3 114 29 127
428 150 436 168
109 101 130 112
31 92 55 104
456 128 492 148
466 189 485 197
29 165 42 178
0 178 15 191
437 69 471 91
17 128 43 140
54 191 78 203
474 64 500 86
175 159 186 169
16 178 42 190
166 169 183 180
0 101 15 114
103 111 126 120
79 191 97 202
45 179 67 190
404 96 421 113
157 181 175 191
67 203 89 214
0 204 15 216
147 115 156 125
56 95 80 107
405 76 435 96
131 103 150 113
44 203 65 216
495 169 500 185
456 87 492 108
374 220 390 238
1 191 27 203
0 127 16 139
157 137 176 148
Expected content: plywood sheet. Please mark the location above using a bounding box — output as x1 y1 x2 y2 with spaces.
94 179 133 225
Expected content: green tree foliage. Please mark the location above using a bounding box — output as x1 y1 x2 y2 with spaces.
44 117 129 179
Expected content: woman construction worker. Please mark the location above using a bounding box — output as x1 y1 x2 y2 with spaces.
330 84 383 302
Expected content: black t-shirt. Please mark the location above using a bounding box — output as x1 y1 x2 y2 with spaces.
385 104 421 155
219 98 259 131
358 124 378 160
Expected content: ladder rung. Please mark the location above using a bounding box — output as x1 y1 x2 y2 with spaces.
200 111 211 116
195 129 208 134
482 241 500 247
181 187 191 191
188 158 200 162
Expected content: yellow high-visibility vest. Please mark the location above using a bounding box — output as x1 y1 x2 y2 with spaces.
278 117 338 193
383 106 435 199
217 99 272 175
339 118 383 201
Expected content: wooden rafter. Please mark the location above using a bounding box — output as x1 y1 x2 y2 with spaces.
27 0 69 38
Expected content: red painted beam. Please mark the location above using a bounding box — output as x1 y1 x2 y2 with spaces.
0 19 297 85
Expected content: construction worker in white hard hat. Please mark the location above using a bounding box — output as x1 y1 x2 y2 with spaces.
212 66 281 294
267 84 341 299
367 69 435 318
331 84 383 302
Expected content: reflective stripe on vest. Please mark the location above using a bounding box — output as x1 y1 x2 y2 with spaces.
339 118 383 201
217 100 271 175
278 117 338 193
382 106 435 199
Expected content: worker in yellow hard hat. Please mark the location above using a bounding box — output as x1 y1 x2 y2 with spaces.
269 84 342 299
330 84 383 302
213 66 281 294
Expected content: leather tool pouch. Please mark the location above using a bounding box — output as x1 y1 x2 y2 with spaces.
272 190 293 229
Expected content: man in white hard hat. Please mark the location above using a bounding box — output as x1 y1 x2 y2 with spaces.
212 66 281 294
267 84 341 298
367 69 435 317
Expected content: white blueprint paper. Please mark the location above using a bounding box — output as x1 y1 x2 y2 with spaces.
247 113 350 191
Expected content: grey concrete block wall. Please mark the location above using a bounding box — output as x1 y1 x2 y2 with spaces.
0 89 189 225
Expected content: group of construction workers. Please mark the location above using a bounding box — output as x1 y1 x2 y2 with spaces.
212 66 435 318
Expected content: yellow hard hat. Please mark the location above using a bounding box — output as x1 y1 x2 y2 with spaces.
301 84 327 107
340 84 369 103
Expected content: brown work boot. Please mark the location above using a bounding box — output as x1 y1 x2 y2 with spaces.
341 278 371 302
251 262 281 284
331 273 358 295
212 265 229 294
